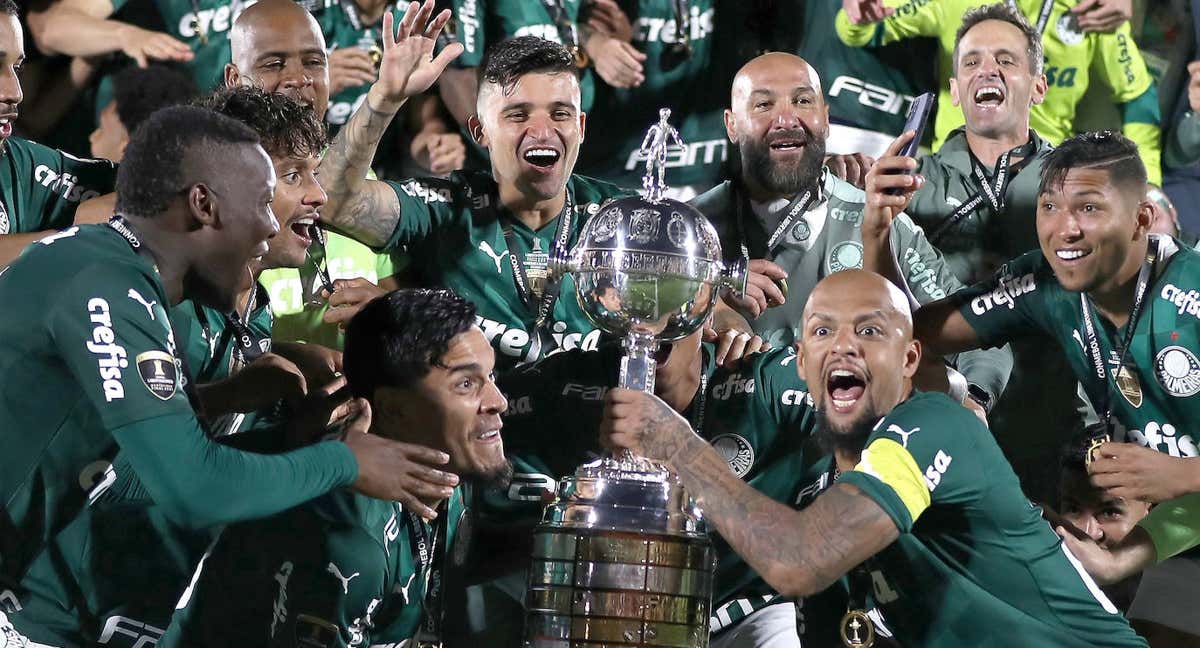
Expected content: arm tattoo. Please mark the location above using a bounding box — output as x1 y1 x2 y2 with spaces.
318 97 404 248
672 443 900 597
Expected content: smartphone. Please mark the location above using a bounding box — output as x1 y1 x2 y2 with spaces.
887 93 935 195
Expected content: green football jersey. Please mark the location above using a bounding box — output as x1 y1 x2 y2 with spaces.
461 343 817 643
690 170 1012 403
315 1 406 129
958 238 1200 460
381 171 632 370
110 0 244 91
160 488 466 647
836 390 1146 647
0 137 116 235
834 0 1163 184
259 231 395 349
575 0 733 196
0 224 190 588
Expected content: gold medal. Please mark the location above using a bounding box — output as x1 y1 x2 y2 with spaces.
1085 433 1110 469
191 16 208 45
368 44 384 68
571 45 589 69
840 609 875 648
1115 364 1143 408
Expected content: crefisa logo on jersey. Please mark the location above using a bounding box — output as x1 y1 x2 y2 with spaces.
1154 346 1200 397
969 271 1035 315
711 433 755 478
0 201 8 235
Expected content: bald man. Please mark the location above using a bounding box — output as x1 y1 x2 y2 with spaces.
602 270 1147 647
691 52 1010 416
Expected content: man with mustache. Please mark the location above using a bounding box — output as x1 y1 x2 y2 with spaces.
692 51 1010 417
600 269 1148 647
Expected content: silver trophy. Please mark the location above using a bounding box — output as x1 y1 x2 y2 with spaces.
524 110 745 648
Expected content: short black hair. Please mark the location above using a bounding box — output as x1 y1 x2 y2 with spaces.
194 86 327 161
112 64 198 135
953 3 1043 76
479 35 577 92
1059 423 1111 475
1038 131 1147 199
0 0 16 16
343 289 479 398
115 105 260 217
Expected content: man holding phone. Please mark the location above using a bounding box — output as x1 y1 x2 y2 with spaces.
691 51 1011 417
863 4 1081 505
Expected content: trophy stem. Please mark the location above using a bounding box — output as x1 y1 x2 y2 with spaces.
619 330 657 393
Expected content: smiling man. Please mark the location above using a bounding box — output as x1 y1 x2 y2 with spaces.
318 8 634 370
600 269 1147 647
160 289 510 647
910 130 1200 646
0 0 116 268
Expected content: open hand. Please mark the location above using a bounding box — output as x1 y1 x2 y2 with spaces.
373 0 463 108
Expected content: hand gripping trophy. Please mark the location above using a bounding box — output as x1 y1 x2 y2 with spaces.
523 113 746 647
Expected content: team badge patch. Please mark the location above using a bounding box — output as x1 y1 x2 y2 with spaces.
1115 364 1143 408
1056 13 1084 46
1155 346 1200 397
667 212 689 249
789 219 811 243
591 209 621 243
828 241 863 273
135 350 178 400
711 433 755 477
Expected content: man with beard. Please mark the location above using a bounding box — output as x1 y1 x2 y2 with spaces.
319 20 636 370
0 87 338 647
0 0 116 268
160 289 510 647
692 52 1009 415
600 269 1147 647
452 324 819 647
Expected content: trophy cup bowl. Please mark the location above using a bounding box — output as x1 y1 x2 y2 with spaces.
525 197 744 647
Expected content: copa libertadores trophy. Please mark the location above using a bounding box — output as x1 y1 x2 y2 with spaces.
523 109 746 648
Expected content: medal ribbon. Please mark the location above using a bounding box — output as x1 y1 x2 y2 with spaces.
411 501 450 647
733 172 825 260
928 135 1038 245
1080 236 1164 435
500 186 575 339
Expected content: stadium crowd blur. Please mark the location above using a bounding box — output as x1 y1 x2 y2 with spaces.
1 0 1200 645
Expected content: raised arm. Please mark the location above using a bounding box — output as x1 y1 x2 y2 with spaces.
319 1 462 247
601 388 899 597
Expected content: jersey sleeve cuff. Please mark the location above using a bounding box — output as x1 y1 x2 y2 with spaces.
842 438 932 533
1137 492 1200 562
322 439 361 488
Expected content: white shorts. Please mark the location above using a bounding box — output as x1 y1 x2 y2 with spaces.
709 601 802 648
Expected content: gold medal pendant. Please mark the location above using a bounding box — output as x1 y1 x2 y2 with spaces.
1115 364 1143 408
191 16 208 45
1085 433 1111 469
840 609 876 648
369 44 383 68
570 44 589 69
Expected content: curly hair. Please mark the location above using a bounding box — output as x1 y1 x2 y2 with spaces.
479 35 577 93
343 289 479 398
115 106 260 217
112 64 198 135
0 1 16 16
193 85 327 161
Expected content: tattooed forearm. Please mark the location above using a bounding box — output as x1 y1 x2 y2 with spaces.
671 445 900 597
318 93 405 248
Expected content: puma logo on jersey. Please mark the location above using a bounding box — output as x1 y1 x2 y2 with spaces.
127 289 157 320
478 241 509 273
888 424 919 448
327 562 361 594
86 298 128 402
396 572 418 605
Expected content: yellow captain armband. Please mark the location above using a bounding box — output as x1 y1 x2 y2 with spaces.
853 438 932 524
